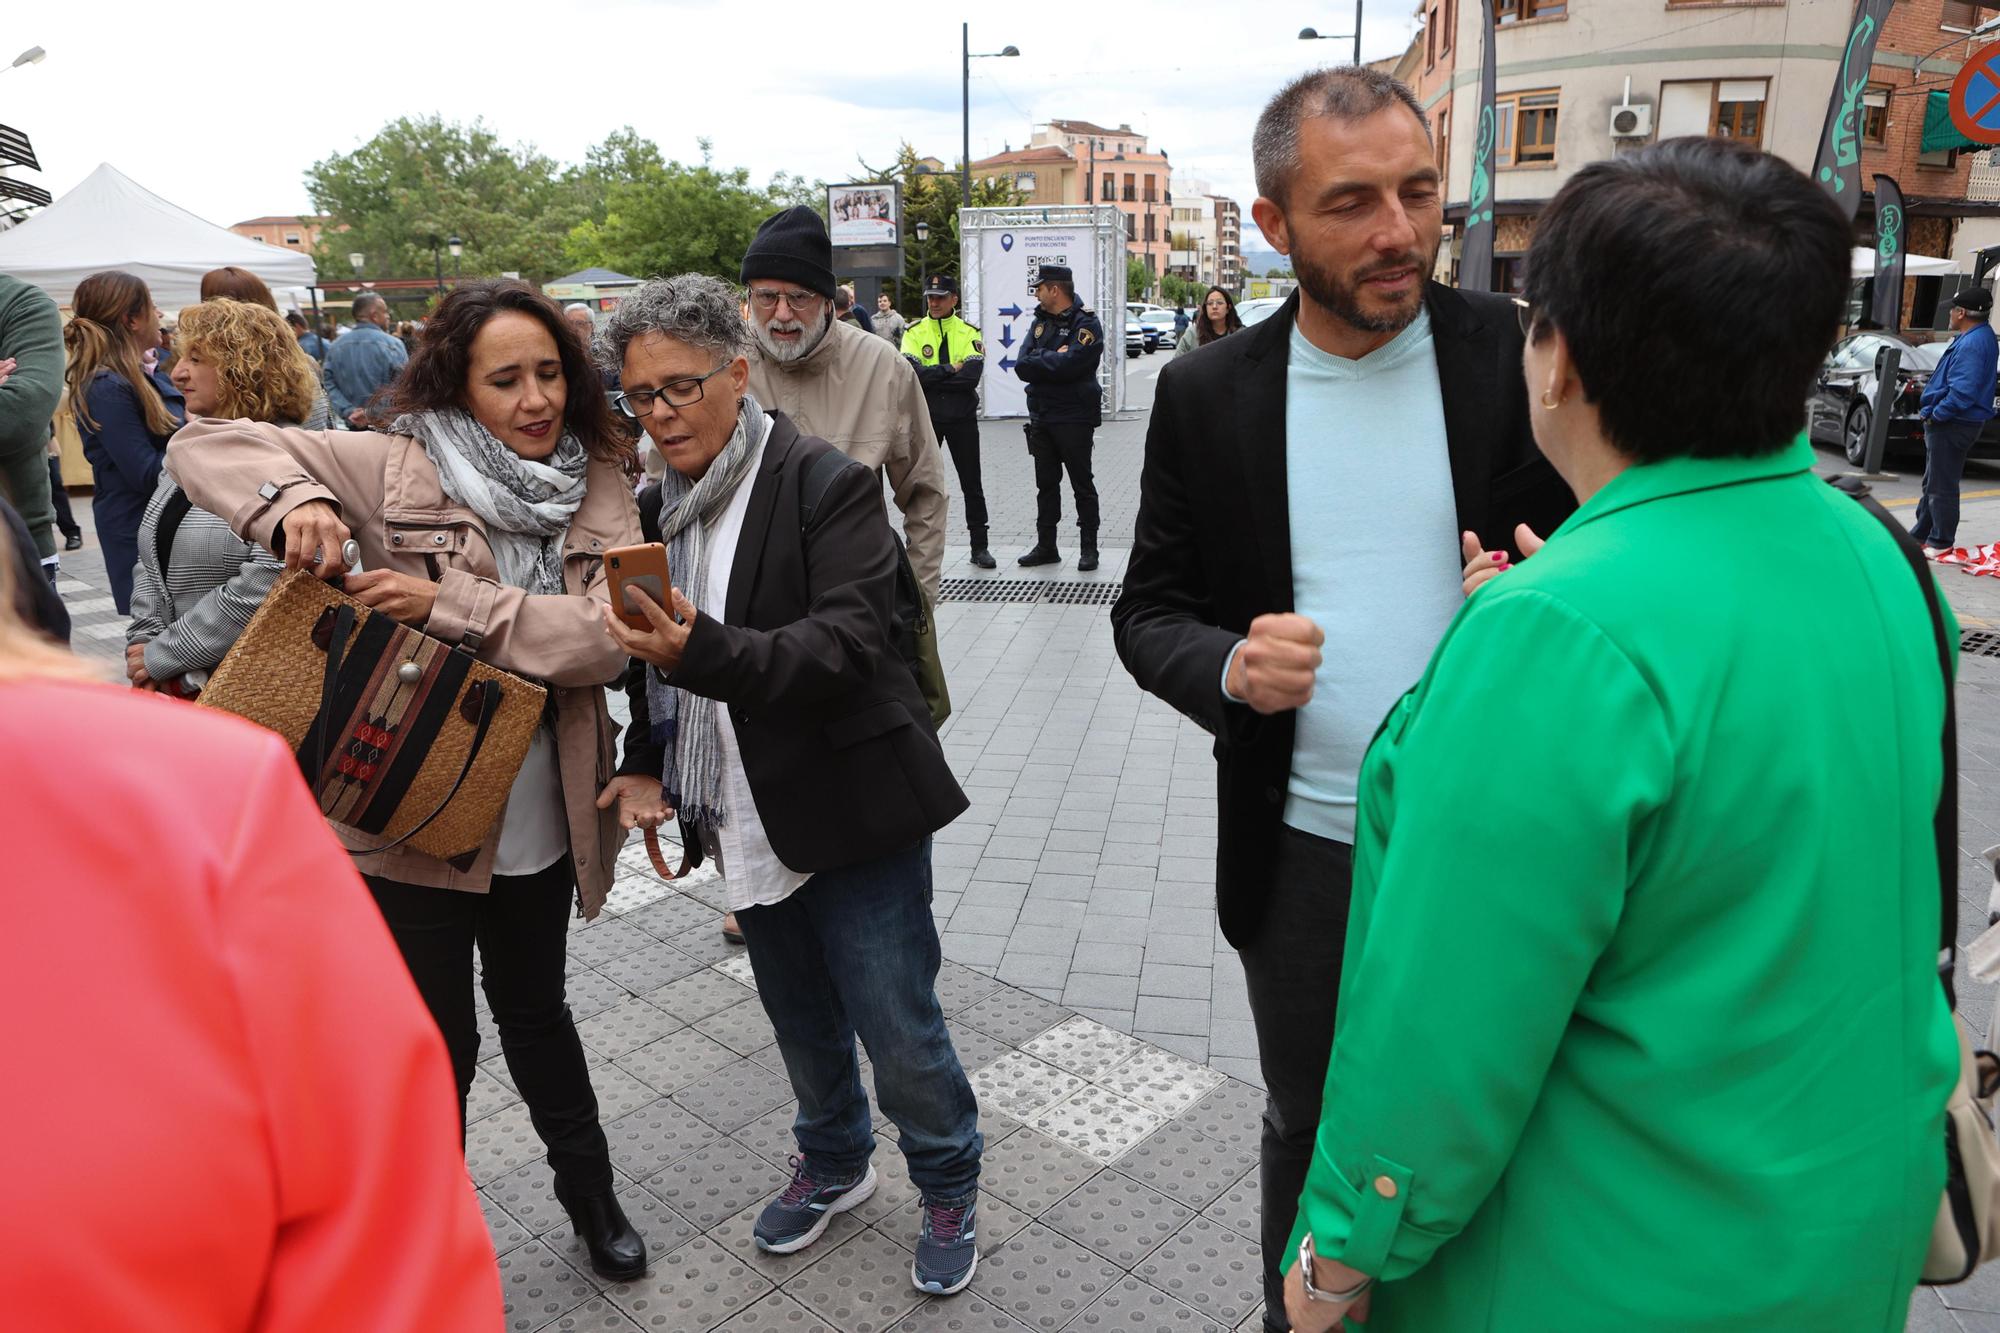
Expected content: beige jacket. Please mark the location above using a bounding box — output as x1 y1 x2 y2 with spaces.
165 418 642 917
746 317 948 596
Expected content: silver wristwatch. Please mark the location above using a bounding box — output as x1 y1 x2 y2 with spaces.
1297 1234 1375 1305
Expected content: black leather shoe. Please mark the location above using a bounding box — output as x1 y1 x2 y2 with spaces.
1017 544 1061 567
554 1177 648 1281
970 547 996 569
63 533 83 551
1078 545 1100 572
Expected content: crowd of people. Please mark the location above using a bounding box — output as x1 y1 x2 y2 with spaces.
0 62 1980 1333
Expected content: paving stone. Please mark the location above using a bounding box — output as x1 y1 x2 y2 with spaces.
785 1227 927 1333
709 1197 866 1283
936 958 1008 1014
972 1222 1123 1333
969 1051 1085 1122
1040 1172 1196 1269
669 920 739 964
615 1027 739 1097
1139 963 1214 1000
645 969 759 1023
564 917 655 969
597 941 707 993
1076 914 1152 945
1136 1216 1264 1326
603 1097 720 1179
979 1129 1105 1214
713 953 761 988
1027 1085 1166 1164
643 1136 790 1231
951 905 1021 937
574 997 685 1060
710 1291 829 1331
623 891 724 941
468 1065 524 1125
548 1183 702 1278
499 1239 598 1333
1021 1016 1144 1081
1113 1120 1257 1211
564 970 634 1021
997 952 1072 990
694 998 780 1056
1180 1082 1266 1156
1016 898 1089 928
606 1235 773 1331
944 1020 1010 1073
1202 1167 1260 1243
1065 1276 1228 1331
886 1292 1040 1330
1059 973 1141 1012
1140 1032 1211 1065
589 1062 664 1122
1100 1047 1227 1119
479 1187 536 1257
543 1295 647 1331
469 1103 549 1184
672 1058 796 1132
943 931 1010 969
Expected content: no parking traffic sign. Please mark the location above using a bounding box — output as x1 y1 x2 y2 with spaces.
1951 44 2000 145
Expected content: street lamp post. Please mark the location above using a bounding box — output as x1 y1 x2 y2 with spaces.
448 234 463 281
430 237 445 295
1300 9 1363 66
915 220 931 298
962 25 1020 208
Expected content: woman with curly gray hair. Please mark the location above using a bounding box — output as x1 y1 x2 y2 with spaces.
594 274 983 1298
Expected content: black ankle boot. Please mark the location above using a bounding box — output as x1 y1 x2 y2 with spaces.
1078 538 1100 572
553 1176 647 1281
970 546 996 569
1017 542 1061 567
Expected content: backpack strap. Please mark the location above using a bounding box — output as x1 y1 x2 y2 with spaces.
1830 474 1959 1005
800 446 860 530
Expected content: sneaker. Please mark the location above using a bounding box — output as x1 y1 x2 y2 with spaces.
1932 546 1973 564
63 533 83 551
911 1195 978 1295
753 1156 875 1255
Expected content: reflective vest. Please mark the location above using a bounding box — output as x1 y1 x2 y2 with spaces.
901 315 983 367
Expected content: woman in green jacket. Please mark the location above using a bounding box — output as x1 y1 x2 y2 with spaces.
1282 138 1960 1333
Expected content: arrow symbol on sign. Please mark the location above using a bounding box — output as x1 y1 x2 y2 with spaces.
1000 355 1018 372
998 304 1023 318
999 326 1015 348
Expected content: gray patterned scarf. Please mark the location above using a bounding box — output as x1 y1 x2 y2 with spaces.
391 408 588 595
645 395 770 828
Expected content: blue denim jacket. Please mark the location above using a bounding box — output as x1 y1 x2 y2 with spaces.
1920 319 1999 424
324 323 408 422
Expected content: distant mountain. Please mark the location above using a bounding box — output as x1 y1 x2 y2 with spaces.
1238 244 1291 280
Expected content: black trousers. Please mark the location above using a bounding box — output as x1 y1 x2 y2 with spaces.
1026 421 1099 542
1236 826 1355 1332
936 415 988 546
366 857 613 1191
47 455 78 541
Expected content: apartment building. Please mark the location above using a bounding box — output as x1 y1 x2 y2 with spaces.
229 215 328 251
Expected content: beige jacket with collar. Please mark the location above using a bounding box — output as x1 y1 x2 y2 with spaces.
745 316 949 596
165 417 642 916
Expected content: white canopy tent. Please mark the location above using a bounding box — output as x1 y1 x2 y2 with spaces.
0 162 317 309
1850 247 1961 280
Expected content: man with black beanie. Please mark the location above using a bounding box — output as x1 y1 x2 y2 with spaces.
741 205 949 595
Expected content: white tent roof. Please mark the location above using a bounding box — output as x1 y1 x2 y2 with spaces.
0 163 317 310
1851 247 1961 280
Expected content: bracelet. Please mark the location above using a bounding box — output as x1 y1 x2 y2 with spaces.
1297 1234 1374 1305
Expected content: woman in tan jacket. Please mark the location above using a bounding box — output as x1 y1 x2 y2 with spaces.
166 279 649 1282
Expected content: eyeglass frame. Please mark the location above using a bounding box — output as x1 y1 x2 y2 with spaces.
1512 296 1536 338
612 361 733 418
746 285 828 313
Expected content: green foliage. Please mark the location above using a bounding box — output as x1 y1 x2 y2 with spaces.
565 139 808 282
1265 266 1295 279
1161 273 1204 307
1126 256 1154 302
857 144 1026 317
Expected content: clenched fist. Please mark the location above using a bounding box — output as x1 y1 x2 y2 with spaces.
1225 613 1325 715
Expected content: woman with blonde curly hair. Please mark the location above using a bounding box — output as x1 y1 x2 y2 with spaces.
123 299 324 696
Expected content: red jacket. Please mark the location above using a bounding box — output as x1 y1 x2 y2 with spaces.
0 681 501 1331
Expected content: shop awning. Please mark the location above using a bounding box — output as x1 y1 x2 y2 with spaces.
1923 90 1984 156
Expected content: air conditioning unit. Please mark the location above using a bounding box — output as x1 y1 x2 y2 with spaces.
1609 103 1654 138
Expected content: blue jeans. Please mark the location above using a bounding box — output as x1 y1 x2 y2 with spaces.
736 838 981 1204
1912 417 1986 548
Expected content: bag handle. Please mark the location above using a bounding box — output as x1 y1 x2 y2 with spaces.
1831 475 1959 1005
307 600 506 858
643 823 696 880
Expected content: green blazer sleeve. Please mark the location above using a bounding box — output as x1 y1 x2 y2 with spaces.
1286 586 1674 1280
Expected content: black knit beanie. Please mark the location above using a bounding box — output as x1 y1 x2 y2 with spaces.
740 206 836 300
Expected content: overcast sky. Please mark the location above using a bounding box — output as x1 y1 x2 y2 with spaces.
5 0 1423 254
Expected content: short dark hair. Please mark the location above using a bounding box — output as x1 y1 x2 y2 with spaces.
285 311 308 330
352 292 387 320
1253 67 1429 206
378 279 632 466
1522 137 1848 463
199 266 278 312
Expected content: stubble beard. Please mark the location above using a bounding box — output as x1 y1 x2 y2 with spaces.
1291 234 1439 336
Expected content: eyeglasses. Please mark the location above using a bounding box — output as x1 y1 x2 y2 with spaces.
612 362 731 418
1512 296 1535 336
746 287 827 313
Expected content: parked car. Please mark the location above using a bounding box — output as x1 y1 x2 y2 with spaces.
1237 297 1286 327
1126 322 1144 358
1138 308 1179 351
1805 332 2000 465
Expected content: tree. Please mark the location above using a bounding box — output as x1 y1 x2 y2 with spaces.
1162 272 1203 307
564 139 806 282
1127 256 1153 302
1265 266 1295 279
856 144 1026 317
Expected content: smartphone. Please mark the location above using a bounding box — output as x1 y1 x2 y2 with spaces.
605 542 671 631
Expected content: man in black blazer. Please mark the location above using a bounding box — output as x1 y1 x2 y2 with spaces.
1110 69 1574 1330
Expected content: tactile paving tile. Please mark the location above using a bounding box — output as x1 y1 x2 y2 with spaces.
487 1160 633 1238
728 1099 804 1168
670 1057 795 1132
547 1183 701 1280
642 1136 789 1230
887 1292 1045 1331
498 1239 598 1333
603 1097 719 1179
710 1290 828 1331
942 1020 1010 1073
543 1295 646 1331
575 997 685 1059
624 891 722 942
675 871 736 912
1201 1167 1259 1243
607 1234 773 1331
934 958 1007 1014
1111 1119 1256 1211
712 952 760 988
969 1221 1122 1332
693 997 779 1056
565 917 655 969
1064 1276 1228 1331
668 920 738 965
590 1062 666 1121
478 1187 536 1257
978 1128 1105 1214
1027 1084 1165 1164
1177 1080 1266 1155
596 941 707 994
614 1027 739 1097
468 1066 524 1125
969 1051 1085 1122
563 968 636 1021
646 969 757 1023
956 989 1070 1046
601 873 679 919
852 1144 919 1225
783 1227 927 1333
1098 1046 1227 1119
709 1196 866 1283
468 1103 548 1184
1135 1216 1264 1326
1039 1171 1195 1269
1021 1016 1145 1081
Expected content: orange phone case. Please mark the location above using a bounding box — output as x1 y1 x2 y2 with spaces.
605 543 671 630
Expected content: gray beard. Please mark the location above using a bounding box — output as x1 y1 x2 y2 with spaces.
754 309 832 364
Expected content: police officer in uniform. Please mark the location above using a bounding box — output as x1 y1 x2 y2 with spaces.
1013 264 1104 571
901 275 993 569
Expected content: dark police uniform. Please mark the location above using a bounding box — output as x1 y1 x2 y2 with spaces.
1013 265 1103 566
901 277 990 561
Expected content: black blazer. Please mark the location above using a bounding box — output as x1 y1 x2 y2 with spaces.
1109 284 1575 947
619 411 967 872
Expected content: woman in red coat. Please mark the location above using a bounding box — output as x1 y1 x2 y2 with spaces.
0 556 501 1331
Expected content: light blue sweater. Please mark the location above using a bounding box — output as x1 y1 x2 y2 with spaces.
1282 311 1463 843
